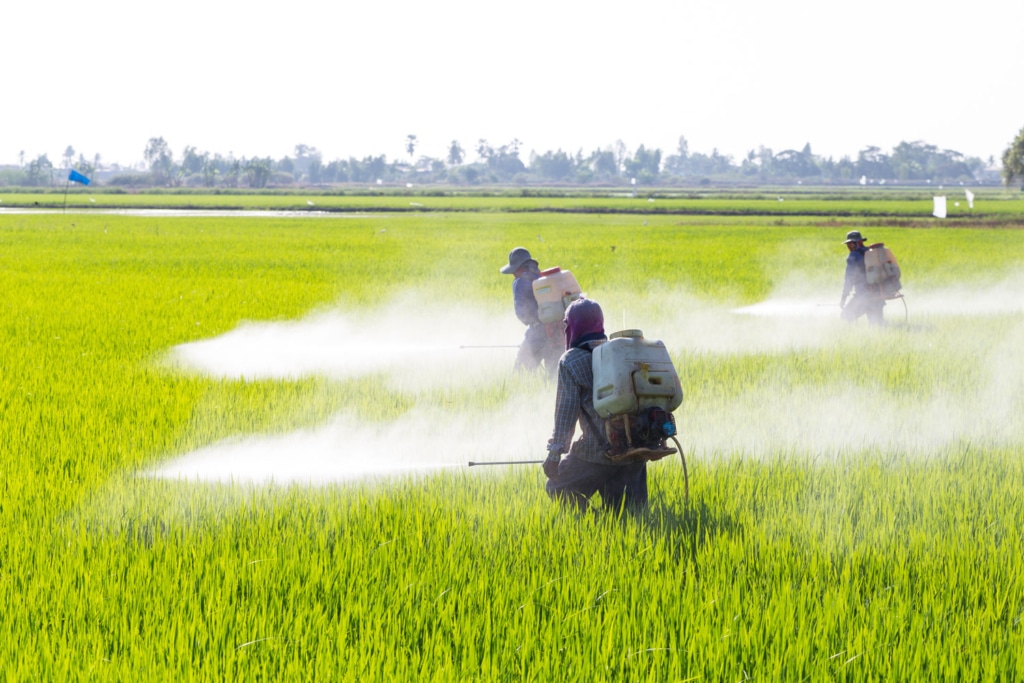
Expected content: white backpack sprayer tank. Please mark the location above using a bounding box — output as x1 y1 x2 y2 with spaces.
532 267 582 324
592 329 689 497
863 242 908 322
864 243 902 299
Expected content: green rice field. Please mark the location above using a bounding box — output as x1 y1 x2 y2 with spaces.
4 185 1024 220
2 198 1023 680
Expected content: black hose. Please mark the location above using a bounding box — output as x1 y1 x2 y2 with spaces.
670 436 688 503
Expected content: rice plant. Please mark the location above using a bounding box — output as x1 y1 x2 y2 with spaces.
1 207 1022 681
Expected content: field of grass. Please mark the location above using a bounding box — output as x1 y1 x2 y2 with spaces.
2 206 1023 680
3 185 1024 220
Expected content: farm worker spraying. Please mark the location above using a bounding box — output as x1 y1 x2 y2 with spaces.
500 246 577 376
839 230 904 325
839 230 886 326
543 297 682 512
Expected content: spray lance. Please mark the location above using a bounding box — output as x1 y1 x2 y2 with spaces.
459 345 521 349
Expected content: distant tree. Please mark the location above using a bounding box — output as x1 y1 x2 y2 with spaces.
1001 126 1024 187
181 146 205 175
834 156 856 181
476 139 493 163
348 155 389 183
406 134 417 160
855 146 893 180
450 165 480 185
613 140 628 174
201 155 219 187
676 136 689 159
739 149 759 177
63 146 75 170
293 144 320 179
277 156 295 175
487 141 525 177
530 149 576 181
589 149 618 177
75 154 96 179
623 144 662 182
934 148 975 181
324 159 349 183
244 157 273 188
144 137 174 182
773 144 819 178
887 140 977 181
471 139 523 178
26 154 53 186
224 157 241 187
18 150 25 167
685 148 734 176
447 140 464 166
663 136 690 175
308 156 323 184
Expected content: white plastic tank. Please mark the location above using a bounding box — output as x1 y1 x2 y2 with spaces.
865 243 900 285
532 267 582 323
864 244 886 285
592 329 683 418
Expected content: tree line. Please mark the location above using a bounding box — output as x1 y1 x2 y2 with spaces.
5 129 1023 189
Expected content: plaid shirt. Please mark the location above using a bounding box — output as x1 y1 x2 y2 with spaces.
547 342 614 464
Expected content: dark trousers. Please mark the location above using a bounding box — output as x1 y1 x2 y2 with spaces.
546 455 648 511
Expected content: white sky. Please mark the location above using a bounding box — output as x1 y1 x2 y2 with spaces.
3 0 1021 169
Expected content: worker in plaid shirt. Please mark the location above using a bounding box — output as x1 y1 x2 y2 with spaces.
543 298 648 511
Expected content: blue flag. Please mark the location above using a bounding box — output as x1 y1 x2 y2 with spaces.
68 169 91 185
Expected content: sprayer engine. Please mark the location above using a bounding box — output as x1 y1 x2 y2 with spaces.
604 407 678 462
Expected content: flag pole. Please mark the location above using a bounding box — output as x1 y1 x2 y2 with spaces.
63 173 70 214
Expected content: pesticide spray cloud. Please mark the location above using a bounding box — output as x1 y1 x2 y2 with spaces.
731 272 1024 320
152 277 1024 486
167 294 523 391
149 394 552 485
156 296 552 484
688 274 1024 458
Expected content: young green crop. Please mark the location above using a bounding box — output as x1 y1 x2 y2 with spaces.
1 209 1023 680
3 186 1024 219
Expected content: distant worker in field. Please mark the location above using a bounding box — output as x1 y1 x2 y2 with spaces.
839 230 885 326
500 246 564 376
542 298 649 512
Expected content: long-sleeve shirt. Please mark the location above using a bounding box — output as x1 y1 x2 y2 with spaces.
512 268 541 327
547 341 614 464
842 246 868 300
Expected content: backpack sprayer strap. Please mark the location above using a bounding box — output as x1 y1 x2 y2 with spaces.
578 404 614 456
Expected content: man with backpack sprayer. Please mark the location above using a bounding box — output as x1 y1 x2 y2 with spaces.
500 246 568 377
840 230 887 326
542 298 681 512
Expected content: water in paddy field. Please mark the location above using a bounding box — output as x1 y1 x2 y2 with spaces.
151 282 1024 485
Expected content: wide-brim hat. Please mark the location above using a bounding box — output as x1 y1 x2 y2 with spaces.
500 247 534 274
844 230 866 244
